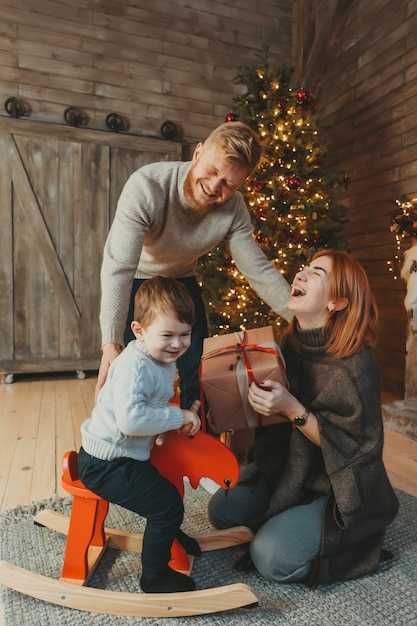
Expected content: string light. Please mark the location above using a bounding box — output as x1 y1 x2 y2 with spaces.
388 197 417 280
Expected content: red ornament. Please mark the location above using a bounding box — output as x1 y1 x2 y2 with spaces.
279 230 291 244
225 112 238 122
288 175 301 190
413 221 417 232
255 232 267 244
254 204 268 221
296 89 308 104
247 180 265 193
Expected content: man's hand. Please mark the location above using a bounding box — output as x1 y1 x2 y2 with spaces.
95 342 122 402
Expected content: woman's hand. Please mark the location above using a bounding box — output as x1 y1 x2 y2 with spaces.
248 379 296 417
248 380 321 446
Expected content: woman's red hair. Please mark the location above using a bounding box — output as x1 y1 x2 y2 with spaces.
287 249 378 358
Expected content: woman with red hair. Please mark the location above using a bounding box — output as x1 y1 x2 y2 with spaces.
208 250 399 588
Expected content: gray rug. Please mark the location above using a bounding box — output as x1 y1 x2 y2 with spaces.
1 485 416 626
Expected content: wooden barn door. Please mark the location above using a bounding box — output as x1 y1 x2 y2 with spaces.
0 118 182 379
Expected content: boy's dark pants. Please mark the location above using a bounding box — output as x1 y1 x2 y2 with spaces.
78 447 184 579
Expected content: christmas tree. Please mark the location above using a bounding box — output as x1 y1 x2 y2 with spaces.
197 44 349 337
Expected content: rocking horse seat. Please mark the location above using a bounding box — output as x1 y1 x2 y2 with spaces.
0 430 258 617
59 450 110 584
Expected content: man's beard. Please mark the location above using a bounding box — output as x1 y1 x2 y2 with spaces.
183 171 219 215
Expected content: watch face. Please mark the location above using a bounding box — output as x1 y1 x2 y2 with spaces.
294 415 306 426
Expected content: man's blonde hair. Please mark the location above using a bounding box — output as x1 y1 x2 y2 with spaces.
204 121 263 175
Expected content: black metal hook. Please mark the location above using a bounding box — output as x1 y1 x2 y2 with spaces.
105 112 130 133
160 120 181 140
4 97 28 118
64 106 88 127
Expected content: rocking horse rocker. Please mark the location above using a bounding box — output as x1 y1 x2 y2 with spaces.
0 429 258 618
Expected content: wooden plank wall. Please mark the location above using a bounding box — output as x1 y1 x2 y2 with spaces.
0 0 293 144
294 0 417 397
2 0 416 397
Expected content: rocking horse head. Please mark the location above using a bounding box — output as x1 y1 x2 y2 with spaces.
401 243 417 331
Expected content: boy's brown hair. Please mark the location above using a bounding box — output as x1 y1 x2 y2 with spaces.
133 276 195 328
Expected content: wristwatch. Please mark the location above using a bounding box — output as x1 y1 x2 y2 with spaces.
294 410 309 427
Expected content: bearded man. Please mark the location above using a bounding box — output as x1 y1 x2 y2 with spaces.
96 122 292 406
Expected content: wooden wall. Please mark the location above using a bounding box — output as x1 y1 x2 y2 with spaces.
2 0 416 396
0 0 294 378
294 0 417 397
0 0 293 144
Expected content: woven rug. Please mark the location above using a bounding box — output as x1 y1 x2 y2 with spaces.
1 486 416 626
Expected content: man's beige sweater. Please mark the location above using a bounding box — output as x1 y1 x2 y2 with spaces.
100 160 292 347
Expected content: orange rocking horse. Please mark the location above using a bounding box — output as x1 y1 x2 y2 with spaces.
0 430 257 617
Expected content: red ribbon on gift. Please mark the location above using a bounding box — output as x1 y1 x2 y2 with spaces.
198 330 288 432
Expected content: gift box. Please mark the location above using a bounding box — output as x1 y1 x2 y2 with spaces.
200 326 288 434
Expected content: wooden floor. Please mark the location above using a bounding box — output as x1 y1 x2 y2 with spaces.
0 372 96 511
0 375 416 625
0 375 416 511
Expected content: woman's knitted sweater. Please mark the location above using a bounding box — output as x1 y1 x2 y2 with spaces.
250 327 399 586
